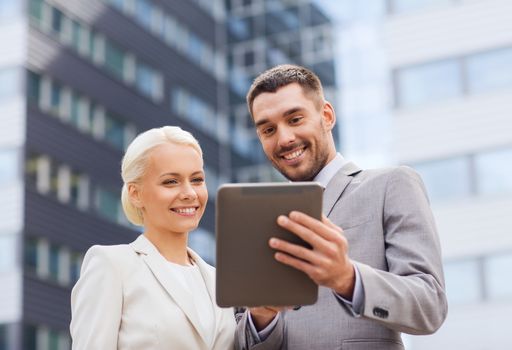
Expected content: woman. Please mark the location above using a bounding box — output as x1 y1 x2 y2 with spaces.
70 126 235 350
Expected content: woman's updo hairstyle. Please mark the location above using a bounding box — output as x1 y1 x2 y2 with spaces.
120 126 202 226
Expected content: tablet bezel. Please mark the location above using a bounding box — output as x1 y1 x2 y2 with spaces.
215 182 322 307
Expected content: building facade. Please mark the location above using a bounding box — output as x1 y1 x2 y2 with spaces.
1 0 229 348
0 0 336 349
333 0 512 348
226 0 338 183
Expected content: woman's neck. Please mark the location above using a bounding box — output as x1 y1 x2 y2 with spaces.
143 229 191 265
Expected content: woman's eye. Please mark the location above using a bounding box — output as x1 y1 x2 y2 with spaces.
192 177 205 184
163 179 178 185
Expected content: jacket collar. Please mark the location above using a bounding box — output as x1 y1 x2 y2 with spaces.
323 161 362 217
130 234 216 346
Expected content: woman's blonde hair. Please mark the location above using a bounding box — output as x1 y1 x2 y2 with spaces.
121 126 202 226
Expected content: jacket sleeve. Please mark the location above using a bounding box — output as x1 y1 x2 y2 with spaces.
70 246 123 350
358 166 448 335
234 309 284 350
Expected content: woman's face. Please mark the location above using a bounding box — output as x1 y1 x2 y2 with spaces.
132 143 208 235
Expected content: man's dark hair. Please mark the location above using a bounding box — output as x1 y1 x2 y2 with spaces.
246 64 324 117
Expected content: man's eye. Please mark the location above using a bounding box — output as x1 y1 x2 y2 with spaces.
290 116 303 124
262 127 275 135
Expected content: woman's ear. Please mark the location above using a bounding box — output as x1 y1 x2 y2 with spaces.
128 183 143 208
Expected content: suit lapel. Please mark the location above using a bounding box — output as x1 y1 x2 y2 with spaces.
323 162 362 217
188 248 221 339
130 235 208 346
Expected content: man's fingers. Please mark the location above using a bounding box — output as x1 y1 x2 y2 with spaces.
322 214 343 233
269 237 320 264
278 212 342 243
274 251 315 277
277 215 325 248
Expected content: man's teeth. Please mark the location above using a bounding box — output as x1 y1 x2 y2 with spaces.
173 208 196 214
283 149 304 160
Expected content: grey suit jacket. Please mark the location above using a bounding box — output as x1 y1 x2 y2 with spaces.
235 163 448 350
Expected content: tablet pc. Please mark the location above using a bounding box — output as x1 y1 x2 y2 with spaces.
215 182 322 307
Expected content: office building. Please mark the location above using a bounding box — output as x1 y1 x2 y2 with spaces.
0 0 337 348
0 0 228 348
226 0 338 182
334 0 512 348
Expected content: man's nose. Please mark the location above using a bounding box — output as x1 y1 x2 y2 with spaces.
277 127 295 147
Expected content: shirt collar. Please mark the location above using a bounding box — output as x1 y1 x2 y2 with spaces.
313 153 346 188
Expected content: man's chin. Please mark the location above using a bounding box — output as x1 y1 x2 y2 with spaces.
279 167 316 182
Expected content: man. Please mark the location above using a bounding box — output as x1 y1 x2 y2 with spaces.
234 65 447 350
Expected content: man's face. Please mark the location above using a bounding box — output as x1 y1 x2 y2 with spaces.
252 83 336 181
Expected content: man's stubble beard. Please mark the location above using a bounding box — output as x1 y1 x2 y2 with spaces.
272 132 331 182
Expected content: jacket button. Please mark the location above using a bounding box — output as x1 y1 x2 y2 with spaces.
373 307 389 319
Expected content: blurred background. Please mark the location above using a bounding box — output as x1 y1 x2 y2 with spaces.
0 0 511 348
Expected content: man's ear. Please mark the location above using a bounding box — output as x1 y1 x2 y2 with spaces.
128 183 143 208
322 101 336 131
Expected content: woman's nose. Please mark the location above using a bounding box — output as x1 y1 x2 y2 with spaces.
180 182 198 200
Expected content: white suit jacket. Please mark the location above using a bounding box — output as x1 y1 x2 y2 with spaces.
70 234 235 350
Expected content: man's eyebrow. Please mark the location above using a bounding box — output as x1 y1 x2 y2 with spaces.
254 107 303 128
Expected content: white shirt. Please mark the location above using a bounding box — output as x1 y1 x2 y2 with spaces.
167 261 215 348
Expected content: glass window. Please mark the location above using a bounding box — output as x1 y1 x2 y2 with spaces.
24 325 37 350
485 252 512 300
25 154 38 190
0 323 6 350
475 147 512 196
389 0 453 14
69 172 79 206
188 34 204 63
0 234 16 272
27 71 41 104
395 59 462 108
28 0 43 22
95 188 121 223
135 0 153 29
104 113 125 150
49 245 60 281
23 325 37 350
0 68 19 101
444 258 482 305
135 62 161 98
51 7 64 34
413 157 472 201
69 93 81 128
70 253 82 284
467 47 512 94
104 41 125 80
24 238 38 271
163 16 178 46
107 0 125 11
47 329 58 350
50 81 62 114
0 149 18 184
228 17 251 40
70 20 82 53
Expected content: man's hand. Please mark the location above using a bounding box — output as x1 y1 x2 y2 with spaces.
270 212 355 299
248 306 286 331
